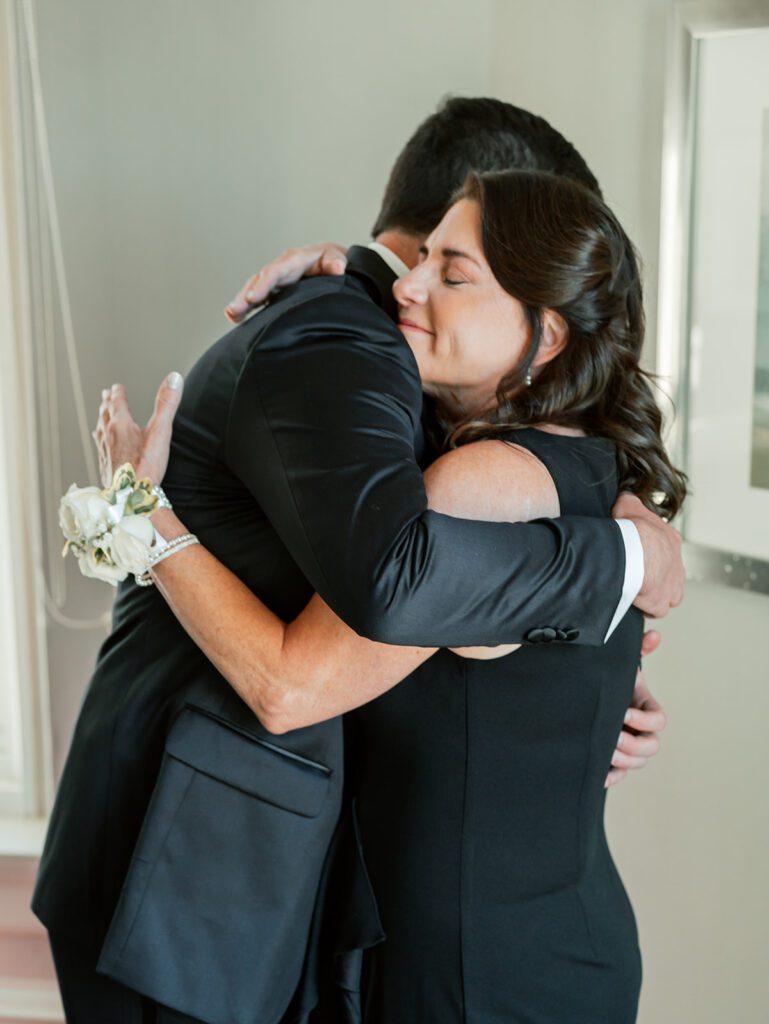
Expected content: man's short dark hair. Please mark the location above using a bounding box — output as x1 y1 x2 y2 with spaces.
372 96 602 238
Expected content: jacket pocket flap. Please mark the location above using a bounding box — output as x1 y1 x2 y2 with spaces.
165 706 331 817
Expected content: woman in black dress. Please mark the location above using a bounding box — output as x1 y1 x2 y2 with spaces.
100 169 686 1022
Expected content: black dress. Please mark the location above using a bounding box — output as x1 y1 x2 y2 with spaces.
349 428 644 1024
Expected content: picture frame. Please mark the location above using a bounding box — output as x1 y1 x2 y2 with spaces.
657 0 769 595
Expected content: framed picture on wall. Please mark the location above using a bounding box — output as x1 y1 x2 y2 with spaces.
658 0 769 595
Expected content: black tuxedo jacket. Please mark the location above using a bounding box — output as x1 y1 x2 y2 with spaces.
32 247 626 1024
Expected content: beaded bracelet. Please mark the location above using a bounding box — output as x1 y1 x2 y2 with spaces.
135 533 200 587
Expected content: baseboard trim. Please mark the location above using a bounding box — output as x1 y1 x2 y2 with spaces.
0 819 48 858
0 978 63 1021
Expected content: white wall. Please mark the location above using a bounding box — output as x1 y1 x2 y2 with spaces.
492 2 769 1021
29 0 495 771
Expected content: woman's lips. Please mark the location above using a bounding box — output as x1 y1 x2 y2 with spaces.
398 319 434 336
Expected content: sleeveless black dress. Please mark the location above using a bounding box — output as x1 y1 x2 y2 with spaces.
348 428 644 1024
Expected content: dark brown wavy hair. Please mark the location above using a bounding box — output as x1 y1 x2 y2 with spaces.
432 169 687 520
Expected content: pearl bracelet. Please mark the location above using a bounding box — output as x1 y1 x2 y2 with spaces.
135 533 200 587
152 484 173 511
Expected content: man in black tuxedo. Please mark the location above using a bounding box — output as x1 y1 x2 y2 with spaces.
33 97 681 1024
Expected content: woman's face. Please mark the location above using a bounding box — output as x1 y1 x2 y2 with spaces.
393 198 531 414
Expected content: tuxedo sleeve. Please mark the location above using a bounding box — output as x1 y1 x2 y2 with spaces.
226 287 626 647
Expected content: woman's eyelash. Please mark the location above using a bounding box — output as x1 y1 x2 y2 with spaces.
443 277 465 286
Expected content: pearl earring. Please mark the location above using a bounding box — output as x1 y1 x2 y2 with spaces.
525 369 533 386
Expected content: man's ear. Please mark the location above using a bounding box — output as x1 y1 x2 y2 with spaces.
535 309 569 366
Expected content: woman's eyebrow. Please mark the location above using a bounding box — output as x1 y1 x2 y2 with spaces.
417 244 481 268
441 247 481 268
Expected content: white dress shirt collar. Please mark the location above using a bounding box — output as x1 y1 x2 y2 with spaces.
367 242 409 280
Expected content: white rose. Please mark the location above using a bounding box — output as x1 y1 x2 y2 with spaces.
110 515 155 575
78 547 128 586
59 485 112 543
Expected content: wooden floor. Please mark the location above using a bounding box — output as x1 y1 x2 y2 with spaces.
0 859 63 1023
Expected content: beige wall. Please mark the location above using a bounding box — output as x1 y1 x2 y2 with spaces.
492 2 769 1021
30 0 495 771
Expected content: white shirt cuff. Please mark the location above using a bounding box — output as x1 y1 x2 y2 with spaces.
604 519 644 641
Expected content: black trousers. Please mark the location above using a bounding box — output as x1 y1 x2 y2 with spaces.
49 933 207 1024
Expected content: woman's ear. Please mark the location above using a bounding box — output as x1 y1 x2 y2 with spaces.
535 309 569 366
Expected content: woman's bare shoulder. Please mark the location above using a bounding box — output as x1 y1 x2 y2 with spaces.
423 438 560 523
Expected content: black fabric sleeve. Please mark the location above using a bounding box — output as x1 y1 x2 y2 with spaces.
225 287 626 647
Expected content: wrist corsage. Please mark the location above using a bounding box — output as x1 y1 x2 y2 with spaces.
59 464 160 586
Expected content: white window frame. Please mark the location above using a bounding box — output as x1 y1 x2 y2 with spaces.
0 0 52 852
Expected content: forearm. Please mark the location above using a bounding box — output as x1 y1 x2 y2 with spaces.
150 510 290 724
345 513 624 647
150 510 434 732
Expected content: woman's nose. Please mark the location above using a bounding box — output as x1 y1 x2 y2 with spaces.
393 265 429 306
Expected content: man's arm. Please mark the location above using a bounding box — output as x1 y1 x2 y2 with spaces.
226 245 683 628
225 285 634 647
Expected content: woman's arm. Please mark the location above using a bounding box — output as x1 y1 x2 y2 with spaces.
436 441 560 660
149 439 559 734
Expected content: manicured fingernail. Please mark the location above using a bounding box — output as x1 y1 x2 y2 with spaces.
617 731 624 747
101 389 109 399
624 710 633 723
167 371 183 390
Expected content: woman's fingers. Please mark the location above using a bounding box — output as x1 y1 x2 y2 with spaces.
224 243 349 323
226 273 264 322
94 379 180 486
151 372 184 420
94 387 124 486
95 392 108 437
97 388 112 429
146 373 183 444
108 382 133 422
140 373 184 484
315 244 349 276
92 409 111 487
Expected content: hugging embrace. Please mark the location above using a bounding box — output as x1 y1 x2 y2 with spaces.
33 97 684 1024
